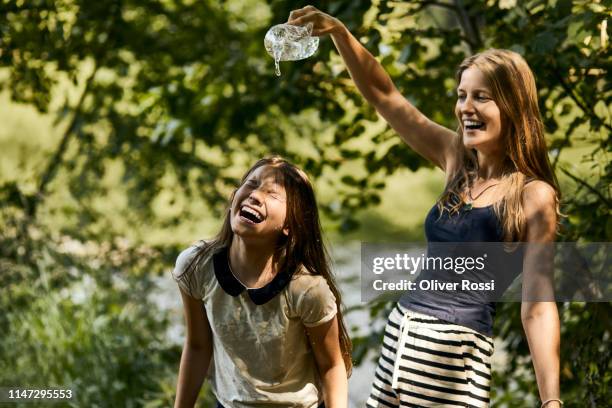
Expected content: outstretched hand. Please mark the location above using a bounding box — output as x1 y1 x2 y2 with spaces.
287 5 344 37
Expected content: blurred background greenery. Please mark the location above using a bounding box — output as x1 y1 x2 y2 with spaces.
0 0 609 407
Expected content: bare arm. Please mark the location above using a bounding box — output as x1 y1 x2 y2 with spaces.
288 6 458 172
520 181 561 408
305 316 348 408
174 288 213 408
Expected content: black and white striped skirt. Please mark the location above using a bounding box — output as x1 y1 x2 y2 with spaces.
367 303 493 408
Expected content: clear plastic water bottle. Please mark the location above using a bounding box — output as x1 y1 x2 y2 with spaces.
264 23 319 76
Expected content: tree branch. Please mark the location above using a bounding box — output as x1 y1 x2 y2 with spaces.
552 67 612 133
453 0 483 52
559 167 611 208
33 63 98 216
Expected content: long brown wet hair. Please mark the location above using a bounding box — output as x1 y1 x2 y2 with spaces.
439 49 561 241
182 156 353 375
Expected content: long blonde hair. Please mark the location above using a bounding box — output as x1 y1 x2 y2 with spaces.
439 49 560 241
183 156 353 375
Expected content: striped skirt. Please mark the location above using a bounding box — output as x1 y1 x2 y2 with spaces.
367 303 493 408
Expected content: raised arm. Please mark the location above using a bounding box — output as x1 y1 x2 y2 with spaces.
520 181 562 408
174 289 213 408
288 5 458 171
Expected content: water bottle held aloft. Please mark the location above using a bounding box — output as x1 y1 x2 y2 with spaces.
264 23 319 76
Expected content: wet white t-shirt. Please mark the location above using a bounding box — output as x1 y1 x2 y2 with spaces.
172 245 337 408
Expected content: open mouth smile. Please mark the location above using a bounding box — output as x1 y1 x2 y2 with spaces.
463 119 485 131
239 205 264 224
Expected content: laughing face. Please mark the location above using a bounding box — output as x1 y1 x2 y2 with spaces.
455 67 503 152
229 165 289 242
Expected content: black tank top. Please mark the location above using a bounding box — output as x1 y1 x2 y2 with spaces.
399 203 522 336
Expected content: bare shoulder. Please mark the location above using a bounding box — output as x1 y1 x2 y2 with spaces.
522 180 558 241
522 180 557 213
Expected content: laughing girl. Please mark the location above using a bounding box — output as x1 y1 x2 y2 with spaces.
172 156 351 408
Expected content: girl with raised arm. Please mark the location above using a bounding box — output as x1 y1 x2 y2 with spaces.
288 6 561 408
172 156 351 408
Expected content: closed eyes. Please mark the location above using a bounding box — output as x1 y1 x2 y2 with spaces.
243 179 285 201
457 93 491 101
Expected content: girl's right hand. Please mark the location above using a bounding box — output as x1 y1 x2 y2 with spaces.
287 5 345 37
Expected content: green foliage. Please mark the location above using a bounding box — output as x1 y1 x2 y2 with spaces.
2 228 142 405
0 0 610 406
0 223 216 407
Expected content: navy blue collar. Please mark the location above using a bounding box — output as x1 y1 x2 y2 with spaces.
212 247 292 305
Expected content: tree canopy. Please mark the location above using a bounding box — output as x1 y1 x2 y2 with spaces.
0 0 609 406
